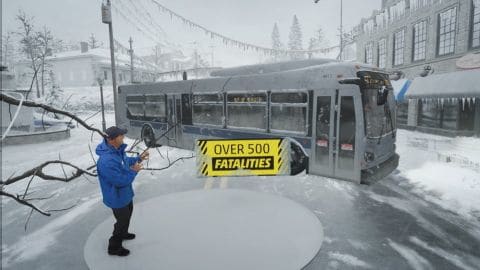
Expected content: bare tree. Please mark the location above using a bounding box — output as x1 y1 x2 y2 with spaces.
16 10 41 98
37 26 55 96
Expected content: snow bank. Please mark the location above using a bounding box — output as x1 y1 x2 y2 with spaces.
403 162 480 219
60 86 115 112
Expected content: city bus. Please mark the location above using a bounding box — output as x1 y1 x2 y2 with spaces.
117 60 399 184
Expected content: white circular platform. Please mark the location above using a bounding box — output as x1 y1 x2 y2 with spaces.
84 189 323 270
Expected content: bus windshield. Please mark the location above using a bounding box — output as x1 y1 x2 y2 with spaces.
357 71 395 139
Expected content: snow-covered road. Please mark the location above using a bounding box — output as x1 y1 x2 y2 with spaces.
2 111 480 269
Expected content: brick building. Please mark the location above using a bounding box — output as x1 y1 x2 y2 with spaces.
356 0 480 78
355 0 480 136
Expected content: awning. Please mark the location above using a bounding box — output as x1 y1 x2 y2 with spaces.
405 69 480 99
391 78 411 102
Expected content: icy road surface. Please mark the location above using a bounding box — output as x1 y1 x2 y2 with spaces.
2 111 480 270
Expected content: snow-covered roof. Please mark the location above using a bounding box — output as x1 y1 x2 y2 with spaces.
47 48 156 71
210 59 338 77
406 69 480 98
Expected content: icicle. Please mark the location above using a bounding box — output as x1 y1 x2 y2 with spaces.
467 97 472 106
462 97 466 111
440 98 444 108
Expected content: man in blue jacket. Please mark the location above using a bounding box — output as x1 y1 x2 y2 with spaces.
96 126 149 256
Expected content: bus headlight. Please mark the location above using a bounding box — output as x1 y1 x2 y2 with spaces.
364 152 375 163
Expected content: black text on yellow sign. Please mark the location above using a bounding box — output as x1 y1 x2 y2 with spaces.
196 138 290 177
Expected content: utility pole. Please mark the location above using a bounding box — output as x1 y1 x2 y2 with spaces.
97 78 107 132
339 0 344 60
102 0 119 125
128 37 134 83
314 0 343 60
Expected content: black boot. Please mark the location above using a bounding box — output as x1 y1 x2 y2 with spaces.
122 233 136 240
108 246 130 256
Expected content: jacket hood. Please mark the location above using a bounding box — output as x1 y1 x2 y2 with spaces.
96 139 127 156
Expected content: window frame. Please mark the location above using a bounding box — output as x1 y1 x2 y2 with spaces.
226 91 268 131
192 92 225 127
126 95 145 120
470 0 480 49
365 42 374 65
144 94 167 122
412 19 428 62
437 6 457 56
393 28 406 66
377 38 387 68
269 90 309 135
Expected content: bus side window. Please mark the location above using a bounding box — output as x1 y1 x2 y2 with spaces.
181 94 193 125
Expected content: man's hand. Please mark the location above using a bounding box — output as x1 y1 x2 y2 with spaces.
140 151 150 161
131 162 143 172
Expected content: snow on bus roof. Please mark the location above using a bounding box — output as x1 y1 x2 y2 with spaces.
406 69 480 98
210 59 339 77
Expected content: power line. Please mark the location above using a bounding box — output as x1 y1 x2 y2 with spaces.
147 0 339 56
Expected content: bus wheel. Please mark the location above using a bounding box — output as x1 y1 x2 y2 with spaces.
141 125 157 148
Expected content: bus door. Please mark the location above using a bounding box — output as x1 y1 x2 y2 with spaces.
174 94 183 147
166 95 177 147
310 89 361 183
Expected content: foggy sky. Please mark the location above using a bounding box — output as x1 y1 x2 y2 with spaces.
2 0 381 66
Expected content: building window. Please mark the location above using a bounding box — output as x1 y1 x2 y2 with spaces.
365 43 374 65
438 7 457 56
472 0 480 48
378 39 387 68
413 20 427 61
393 29 405 66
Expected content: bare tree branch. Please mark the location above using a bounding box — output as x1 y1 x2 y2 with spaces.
1 160 96 186
1 190 51 216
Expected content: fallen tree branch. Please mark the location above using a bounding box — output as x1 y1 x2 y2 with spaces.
1 160 96 186
0 93 106 138
1 190 51 216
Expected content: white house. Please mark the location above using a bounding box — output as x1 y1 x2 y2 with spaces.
14 43 158 88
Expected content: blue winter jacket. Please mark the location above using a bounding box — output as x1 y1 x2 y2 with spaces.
95 139 141 208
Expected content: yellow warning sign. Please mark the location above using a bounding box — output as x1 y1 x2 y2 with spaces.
196 138 290 177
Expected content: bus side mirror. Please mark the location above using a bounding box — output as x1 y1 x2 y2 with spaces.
377 87 389 105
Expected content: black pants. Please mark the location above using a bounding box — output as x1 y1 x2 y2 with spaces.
108 201 133 249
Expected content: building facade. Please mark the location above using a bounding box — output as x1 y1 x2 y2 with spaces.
356 0 480 78
355 0 480 136
14 46 158 89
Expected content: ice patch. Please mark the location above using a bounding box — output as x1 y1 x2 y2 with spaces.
3 196 100 266
328 252 372 269
410 236 476 270
388 239 433 270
